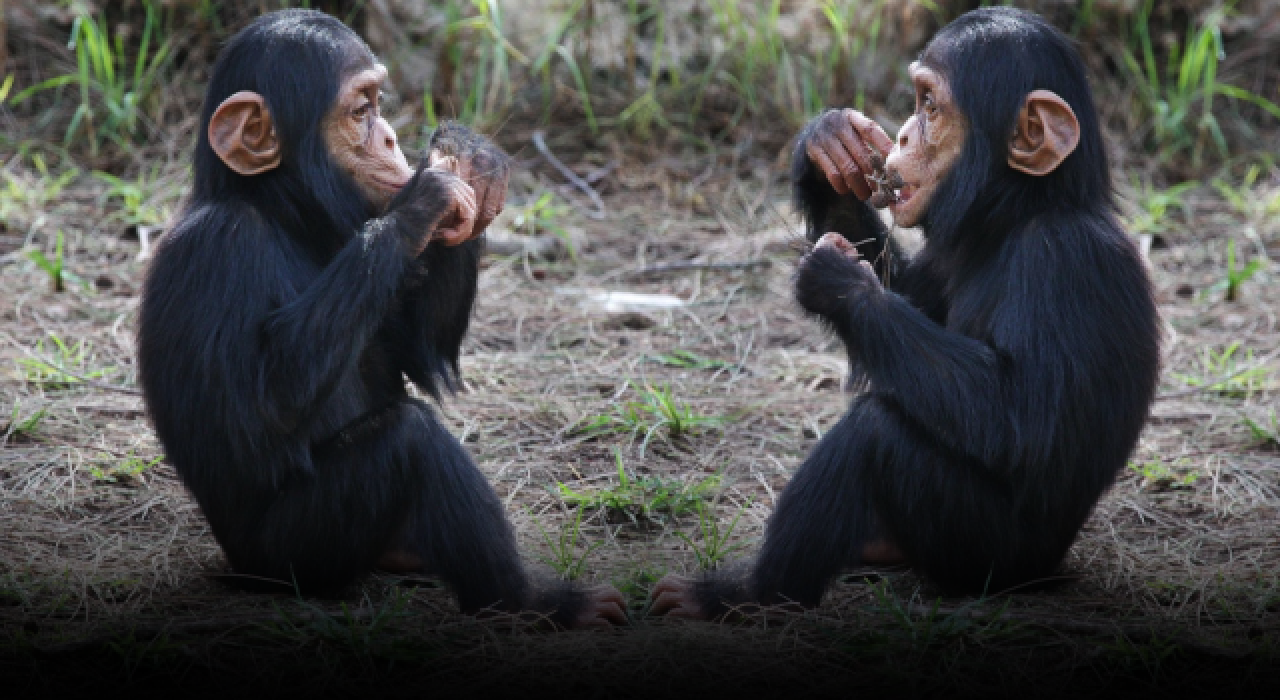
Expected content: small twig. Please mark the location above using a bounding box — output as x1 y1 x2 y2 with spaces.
633 259 772 275
532 130 607 220
583 160 618 185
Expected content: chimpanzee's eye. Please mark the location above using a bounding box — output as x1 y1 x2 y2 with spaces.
923 94 938 117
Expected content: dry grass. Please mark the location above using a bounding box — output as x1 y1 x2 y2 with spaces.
2 142 1279 692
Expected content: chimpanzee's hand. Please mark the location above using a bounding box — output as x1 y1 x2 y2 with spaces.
648 575 708 620
569 584 630 629
427 171 480 247
385 166 477 256
803 109 895 203
429 122 511 236
795 233 881 319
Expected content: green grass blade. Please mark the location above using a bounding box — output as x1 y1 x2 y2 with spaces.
555 45 596 134
7 75 78 105
135 3 155 91
1216 85 1280 120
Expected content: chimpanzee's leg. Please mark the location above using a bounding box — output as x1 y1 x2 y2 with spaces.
742 396 887 608
866 404 1023 593
218 401 425 593
698 395 1018 613
222 400 529 613
394 399 532 613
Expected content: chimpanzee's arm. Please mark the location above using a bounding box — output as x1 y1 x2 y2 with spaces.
795 246 1007 466
396 236 484 397
393 123 507 396
792 117 907 284
257 174 453 430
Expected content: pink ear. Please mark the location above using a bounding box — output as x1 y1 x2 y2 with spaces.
209 91 282 175
1008 90 1080 176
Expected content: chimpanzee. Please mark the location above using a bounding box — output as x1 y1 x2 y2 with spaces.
137 10 625 627
651 8 1161 617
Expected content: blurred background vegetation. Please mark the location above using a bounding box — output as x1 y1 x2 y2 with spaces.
0 0 1277 223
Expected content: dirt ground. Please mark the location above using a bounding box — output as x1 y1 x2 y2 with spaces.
2 129 1279 694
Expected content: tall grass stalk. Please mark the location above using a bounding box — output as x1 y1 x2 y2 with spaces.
1125 0 1280 165
11 2 171 155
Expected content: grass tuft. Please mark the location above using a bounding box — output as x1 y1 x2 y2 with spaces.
577 383 723 456
556 450 720 525
674 502 751 571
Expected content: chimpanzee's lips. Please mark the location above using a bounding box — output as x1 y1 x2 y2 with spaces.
888 184 916 217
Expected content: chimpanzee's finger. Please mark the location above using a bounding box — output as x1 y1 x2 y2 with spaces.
454 153 473 183
651 575 692 595
454 182 478 241
834 110 879 180
649 590 687 617
830 140 873 201
806 140 849 196
435 180 477 246
596 598 629 627
819 136 871 201
847 109 895 161
591 584 628 609
429 154 460 176
819 138 869 199
815 232 859 259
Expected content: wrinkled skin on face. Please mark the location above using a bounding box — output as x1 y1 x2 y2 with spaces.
882 62 967 228
323 69 482 247
208 62 487 248
324 64 413 213
802 62 966 229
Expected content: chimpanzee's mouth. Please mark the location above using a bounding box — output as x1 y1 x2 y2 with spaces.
869 168 906 208
896 184 915 205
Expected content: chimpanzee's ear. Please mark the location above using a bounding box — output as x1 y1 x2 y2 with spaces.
209 91 281 175
1008 90 1079 176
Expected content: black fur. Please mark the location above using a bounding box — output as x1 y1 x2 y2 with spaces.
137 10 581 624
697 7 1160 615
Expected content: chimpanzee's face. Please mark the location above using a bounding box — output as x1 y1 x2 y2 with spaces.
324 63 412 212
883 62 967 229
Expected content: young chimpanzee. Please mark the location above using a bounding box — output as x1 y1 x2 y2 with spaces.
652 8 1161 617
137 10 625 627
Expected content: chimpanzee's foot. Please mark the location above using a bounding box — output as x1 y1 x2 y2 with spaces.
570 585 630 628
648 575 708 619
